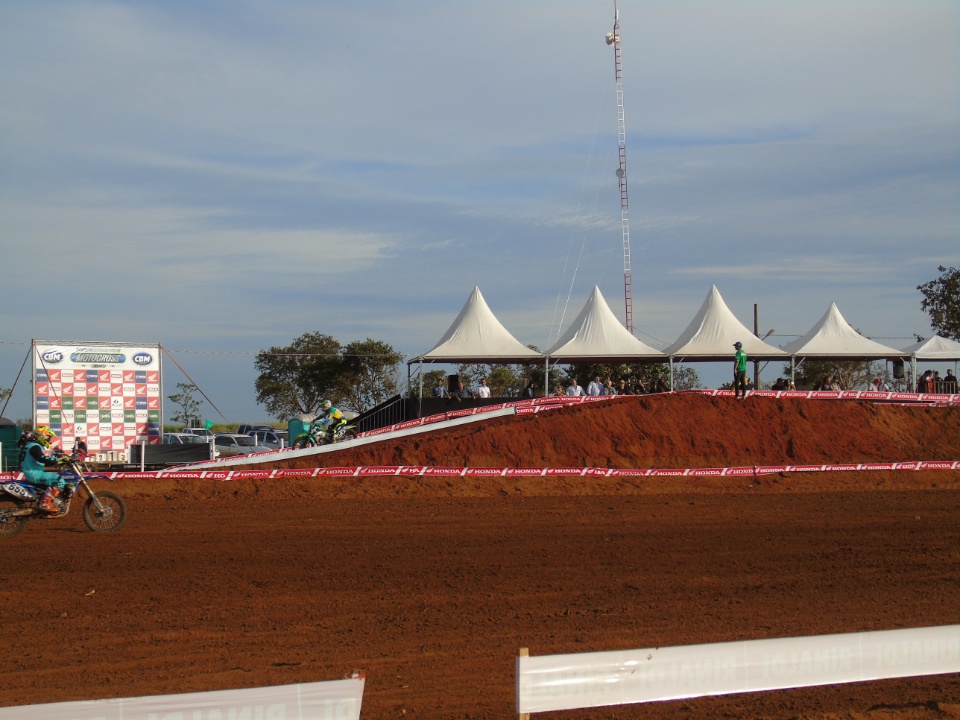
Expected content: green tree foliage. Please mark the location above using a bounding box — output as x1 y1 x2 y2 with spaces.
168 382 202 427
339 338 403 411
783 359 885 391
255 332 342 418
255 332 402 417
918 266 960 340
551 362 699 393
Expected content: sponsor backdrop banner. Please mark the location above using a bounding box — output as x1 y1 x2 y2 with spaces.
33 340 163 452
0 678 365 720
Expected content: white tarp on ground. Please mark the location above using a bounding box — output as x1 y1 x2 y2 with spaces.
663 285 787 361
782 302 902 358
545 286 665 362
0 679 365 720
900 334 960 360
417 286 541 364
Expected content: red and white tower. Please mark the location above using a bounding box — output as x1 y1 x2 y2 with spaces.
605 3 633 334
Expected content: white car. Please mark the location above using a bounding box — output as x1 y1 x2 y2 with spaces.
213 433 261 457
246 430 287 450
162 433 209 445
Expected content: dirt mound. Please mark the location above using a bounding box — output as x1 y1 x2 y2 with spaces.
314 394 960 469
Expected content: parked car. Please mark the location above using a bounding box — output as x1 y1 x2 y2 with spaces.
237 424 275 436
162 433 209 445
246 430 287 450
213 433 261 457
183 427 215 438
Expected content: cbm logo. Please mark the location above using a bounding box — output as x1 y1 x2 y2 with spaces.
133 353 153 366
41 350 64 364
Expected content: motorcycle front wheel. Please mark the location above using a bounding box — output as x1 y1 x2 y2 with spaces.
0 498 29 537
82 491 126 532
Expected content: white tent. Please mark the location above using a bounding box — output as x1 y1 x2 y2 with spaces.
545 286 665 363
782 302 902 358
900 334 960 360
664 285 787 361
414 286 541 364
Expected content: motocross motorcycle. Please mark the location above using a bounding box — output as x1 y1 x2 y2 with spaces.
0 449 126 537
291 417 358 449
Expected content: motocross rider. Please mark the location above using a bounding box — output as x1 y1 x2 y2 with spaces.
22 426 66 513
318 399 346 442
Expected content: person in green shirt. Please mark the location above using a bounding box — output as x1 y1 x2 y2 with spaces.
733 341 748 400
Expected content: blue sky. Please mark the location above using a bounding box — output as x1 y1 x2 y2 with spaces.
1 0 957 423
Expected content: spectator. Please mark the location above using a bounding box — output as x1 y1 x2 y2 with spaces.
522 382 537 399
552 385 565 397
732 341 748 400
432 378 448 398
772 377 787 391
870 377 893 392
603 379 616 396
586 376 604 396
917 370 933 394
617 379 632 395
633 378 648 395
654 377 669 393
567 379 585 397
933 371 942 393
476 378 491 399
448 381 473 403
943 369 958 393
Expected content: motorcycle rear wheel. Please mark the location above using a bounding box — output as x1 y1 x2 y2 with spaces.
292 436 312 449
82 491 126 532
0 498 29 537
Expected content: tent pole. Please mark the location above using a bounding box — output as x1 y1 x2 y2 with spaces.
790 356 796 387
669 356 674 391
544 357 549 398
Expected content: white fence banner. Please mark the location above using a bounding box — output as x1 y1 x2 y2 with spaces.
0 678 365 720
517 625 960 714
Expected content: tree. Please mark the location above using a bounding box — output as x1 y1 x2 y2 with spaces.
339 339 403 411
255 332 403 417
551 362 699 392
918 266 960 340
255 332 344 418
168 383 202 427
783 359 884 390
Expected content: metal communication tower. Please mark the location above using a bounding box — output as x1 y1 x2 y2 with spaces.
605 3 633 334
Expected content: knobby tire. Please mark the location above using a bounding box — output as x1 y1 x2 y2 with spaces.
0 497 29 537
82 491 126 532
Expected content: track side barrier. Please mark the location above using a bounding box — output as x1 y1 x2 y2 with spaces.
516 625 960 716
4 460 956 482
0 677 365 720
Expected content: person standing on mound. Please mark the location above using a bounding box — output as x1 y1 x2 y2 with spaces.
733 341 748 400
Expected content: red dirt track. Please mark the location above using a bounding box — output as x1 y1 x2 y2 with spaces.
3 394 960 719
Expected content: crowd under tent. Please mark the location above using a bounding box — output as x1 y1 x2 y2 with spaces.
545 286 665 362
900 334 960 385
781 302 904 384
406 285 947 397
408 286 541 396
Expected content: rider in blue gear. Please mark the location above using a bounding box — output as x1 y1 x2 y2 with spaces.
22 426 65 513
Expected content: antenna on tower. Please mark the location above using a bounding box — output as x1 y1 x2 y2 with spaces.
605 1 633 334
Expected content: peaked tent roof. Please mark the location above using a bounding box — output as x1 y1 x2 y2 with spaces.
781 302 902 358
545 286 665 362
415 286 542 364
900 334 960 360
663 285 787 361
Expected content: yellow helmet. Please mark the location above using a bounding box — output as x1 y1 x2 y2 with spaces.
34 425 55 448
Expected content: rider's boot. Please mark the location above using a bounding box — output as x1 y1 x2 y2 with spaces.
39 487 61 513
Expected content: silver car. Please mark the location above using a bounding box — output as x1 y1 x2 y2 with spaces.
213 433 261 457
